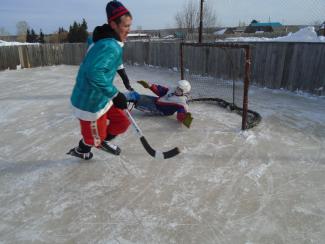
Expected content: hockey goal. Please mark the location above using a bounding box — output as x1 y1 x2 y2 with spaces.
180 42 261 130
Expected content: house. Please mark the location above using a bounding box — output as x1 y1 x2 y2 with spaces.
174 31 185 39
245 21 283 33
317 22 325 36
214 28 237 35
127 33 149 40
234 27 245 33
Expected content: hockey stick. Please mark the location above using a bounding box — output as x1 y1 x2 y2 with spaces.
125 110 180 159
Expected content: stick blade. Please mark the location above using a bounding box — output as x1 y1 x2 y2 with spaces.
163 147 180 159
140 136 180 159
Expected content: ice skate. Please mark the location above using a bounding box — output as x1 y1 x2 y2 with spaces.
98 141 121 155
67 147 93 160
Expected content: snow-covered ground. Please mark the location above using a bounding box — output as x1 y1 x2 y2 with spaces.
0 65 324 243
216 26 325 43
0 39 39 46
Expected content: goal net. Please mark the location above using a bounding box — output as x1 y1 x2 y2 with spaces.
180 42 261 130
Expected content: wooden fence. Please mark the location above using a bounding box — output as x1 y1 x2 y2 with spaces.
0 41 324 95
0 43 87 70
124 41 325 95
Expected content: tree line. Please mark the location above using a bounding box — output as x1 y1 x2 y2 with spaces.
31 19 88 43
26 29 45 43
0 19 89 43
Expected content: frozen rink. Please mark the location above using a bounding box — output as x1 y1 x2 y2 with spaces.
0 65 325 243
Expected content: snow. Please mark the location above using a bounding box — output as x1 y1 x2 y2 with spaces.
128 33 148 37
0 65 325 243
214 28 227 35
216 26 325 42
0 40 39 46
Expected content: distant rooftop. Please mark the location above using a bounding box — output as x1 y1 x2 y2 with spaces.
251 22 283 27
128 33 148 37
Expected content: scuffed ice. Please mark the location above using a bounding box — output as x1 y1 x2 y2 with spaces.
0 65 324 243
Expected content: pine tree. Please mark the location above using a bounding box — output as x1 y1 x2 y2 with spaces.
81 18 88 31
39 29 45 43
26 28 31 42
30 29 38 43
79 18 88 42
58 27 68 43
68 21 77 42
67 19 88 43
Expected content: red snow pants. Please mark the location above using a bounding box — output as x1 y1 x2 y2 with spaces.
79 106 130 147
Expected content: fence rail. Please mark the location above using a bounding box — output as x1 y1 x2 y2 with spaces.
0 43 87 70
0 41 324 95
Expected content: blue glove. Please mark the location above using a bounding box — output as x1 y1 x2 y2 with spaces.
125 91 140 102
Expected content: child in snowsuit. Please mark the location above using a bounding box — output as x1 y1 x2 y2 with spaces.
127 80 193 128
68 1 132 160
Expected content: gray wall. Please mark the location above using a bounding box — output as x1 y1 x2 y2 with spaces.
0 41 324 95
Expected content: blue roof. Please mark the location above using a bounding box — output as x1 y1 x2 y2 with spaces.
251 22 282 27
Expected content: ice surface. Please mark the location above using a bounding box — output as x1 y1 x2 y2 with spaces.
0 65 324 243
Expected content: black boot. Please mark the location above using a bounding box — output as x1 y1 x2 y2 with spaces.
98 134 121 155
67 140 93 160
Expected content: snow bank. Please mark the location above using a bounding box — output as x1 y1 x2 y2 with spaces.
0 40 39 46
216 26 325 43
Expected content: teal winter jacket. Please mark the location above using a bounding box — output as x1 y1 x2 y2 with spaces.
70 38 123 121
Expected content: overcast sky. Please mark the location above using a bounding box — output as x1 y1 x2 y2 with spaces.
1 0 325 35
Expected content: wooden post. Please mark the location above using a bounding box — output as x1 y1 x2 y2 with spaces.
241 46 251 130
180 43 184 79
18 46 30 69
198 0 204 43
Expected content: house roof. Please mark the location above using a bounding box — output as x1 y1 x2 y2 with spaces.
251 22 283 27
214 28 227 35
320 23 325 30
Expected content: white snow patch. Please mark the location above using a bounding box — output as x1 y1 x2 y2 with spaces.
0 40 40 46
216 26 325 42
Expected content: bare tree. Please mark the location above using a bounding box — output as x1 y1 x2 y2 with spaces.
0 27 10 36
175 0 197 34
238 20 246 27
201 0 218 31
311 20 323 27
175 0 218 37
16 21 30 35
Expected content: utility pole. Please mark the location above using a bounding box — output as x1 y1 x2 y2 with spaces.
198 0 204 43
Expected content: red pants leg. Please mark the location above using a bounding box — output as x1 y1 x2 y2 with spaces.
79 113 107 147
106 106 130 136
78 106 130 146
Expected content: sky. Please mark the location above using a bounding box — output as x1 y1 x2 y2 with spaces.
0 0 325 35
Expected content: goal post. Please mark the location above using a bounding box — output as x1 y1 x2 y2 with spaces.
180 42 261 130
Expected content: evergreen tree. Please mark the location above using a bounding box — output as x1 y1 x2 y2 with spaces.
30 29 38 42
79 18 88 42
67 21 77 42
39 29 45 43
57 27 68 43
81 18 88 31
26 28 31 42
67 19 88 43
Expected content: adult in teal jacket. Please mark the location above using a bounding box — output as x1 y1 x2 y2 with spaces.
68 1 132 160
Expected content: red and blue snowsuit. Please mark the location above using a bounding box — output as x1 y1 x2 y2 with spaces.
149 84 189 123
